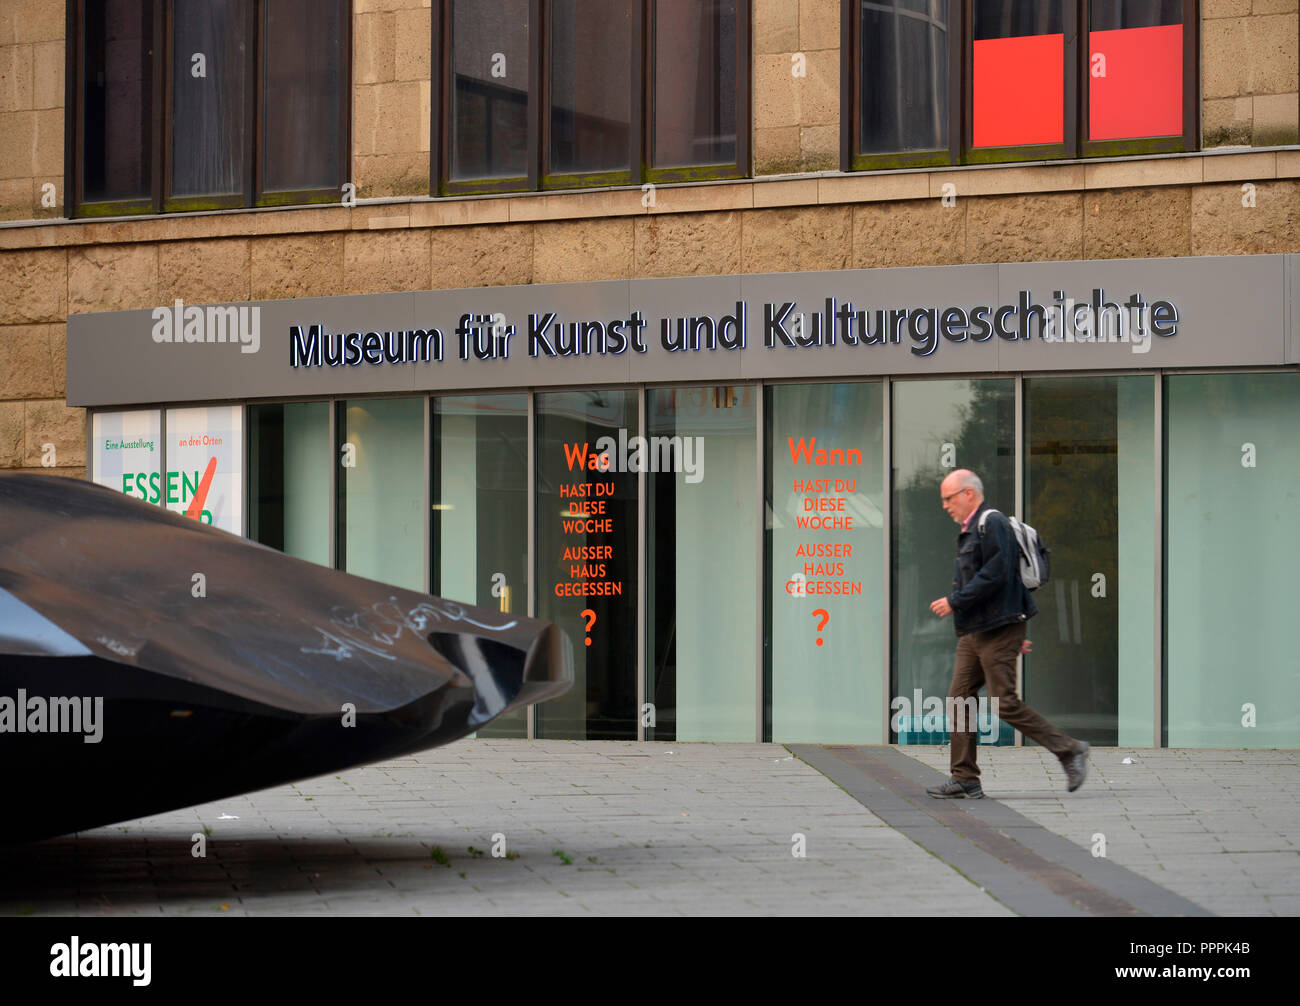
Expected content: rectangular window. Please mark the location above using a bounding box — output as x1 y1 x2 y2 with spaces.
447 0 531 184
1083 0 1190 155
1164 374 1300 748
91 410 161 500
432 394 530 738
249 402 331 566
534 390 639 740
167 0 251 207
647 386 757 742
546 0 636 183
261 0 348 197
765 382 886 743
71 0 349 216
435 0 749 194
649 0 739 176
1023 376 1155 748
971 0 1067 151
890 378 1014 746
165 405 244 534
77 0 155 211
336 398 426 594
850 0 955 169
844 0 1196 171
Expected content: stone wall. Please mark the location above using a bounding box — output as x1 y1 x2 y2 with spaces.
753 0 839 175
352 0 431 198
4 151 1300 476
0 0 66 222
1203 0 1299 147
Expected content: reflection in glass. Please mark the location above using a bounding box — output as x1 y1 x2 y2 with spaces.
765 383 885 743
263 0 344 192
647 387 756 742
535 390 638 739
859 0 948 155
337 398 425 592
250 402 331 566
1090 0 1181 29
451 0 529 180
1165 374 1300 747
652 0 737 168
549 0 632 175
433 395 529 737
972 0 1063 37
82 0 153 204
1023 377 1154 746
172 0 248 198
891 379 1014 744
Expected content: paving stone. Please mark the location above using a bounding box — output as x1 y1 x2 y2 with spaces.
2 741 1294 915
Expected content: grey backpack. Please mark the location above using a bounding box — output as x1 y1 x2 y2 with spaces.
977 508 1051 591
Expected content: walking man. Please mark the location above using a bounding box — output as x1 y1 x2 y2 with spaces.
925 469 1089 798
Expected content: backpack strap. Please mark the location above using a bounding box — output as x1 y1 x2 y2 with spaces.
976 507 1000 534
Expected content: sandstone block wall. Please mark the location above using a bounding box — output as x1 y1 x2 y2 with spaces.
4 153 1300 476
753 0 839 175
352 0 431 198
1203 0 1299 147
0 0 65 222
3 1 1300 478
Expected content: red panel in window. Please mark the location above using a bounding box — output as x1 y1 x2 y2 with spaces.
1089 25 1182 141
973 34 1064 148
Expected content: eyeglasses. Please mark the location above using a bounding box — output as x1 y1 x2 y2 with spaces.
941 488 971 504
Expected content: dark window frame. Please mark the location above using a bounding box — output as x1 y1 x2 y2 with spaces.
962 0 1078 165
1077 0 1198 158
69 0 162 217
69 0 350 218
844 0 963 171
433 0 751 196
643 0 751 184
842 0 1199 172
540 0 644 190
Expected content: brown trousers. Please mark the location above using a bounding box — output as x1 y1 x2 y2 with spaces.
948 621 1079 782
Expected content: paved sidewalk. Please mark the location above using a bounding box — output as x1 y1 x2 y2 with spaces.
0 741 1294 916
0 741 1011 917
897 745 1300 917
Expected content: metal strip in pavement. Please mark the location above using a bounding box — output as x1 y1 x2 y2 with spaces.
790 744 1088 916
866 746 1212 917
789 744 1212 918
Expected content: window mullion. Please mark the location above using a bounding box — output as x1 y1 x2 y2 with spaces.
529 0 544 190
152 0 166 212
248 0 260 206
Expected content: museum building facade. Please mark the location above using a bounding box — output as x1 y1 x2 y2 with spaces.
2 1 1298 748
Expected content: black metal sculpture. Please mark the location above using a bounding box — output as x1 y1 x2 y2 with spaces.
0 474 572 843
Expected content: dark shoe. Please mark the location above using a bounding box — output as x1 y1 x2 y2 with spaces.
1065 741 1090 792
926 777 984 799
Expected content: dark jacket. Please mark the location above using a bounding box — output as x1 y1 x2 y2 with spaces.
946 501 1037 636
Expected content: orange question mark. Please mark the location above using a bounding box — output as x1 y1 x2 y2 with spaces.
812 608 829 646
580 608 597 646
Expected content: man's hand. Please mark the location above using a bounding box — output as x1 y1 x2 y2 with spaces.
1019 639 1033 655
930 597 952 618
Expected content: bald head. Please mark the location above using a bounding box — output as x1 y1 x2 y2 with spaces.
940 469 984 524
